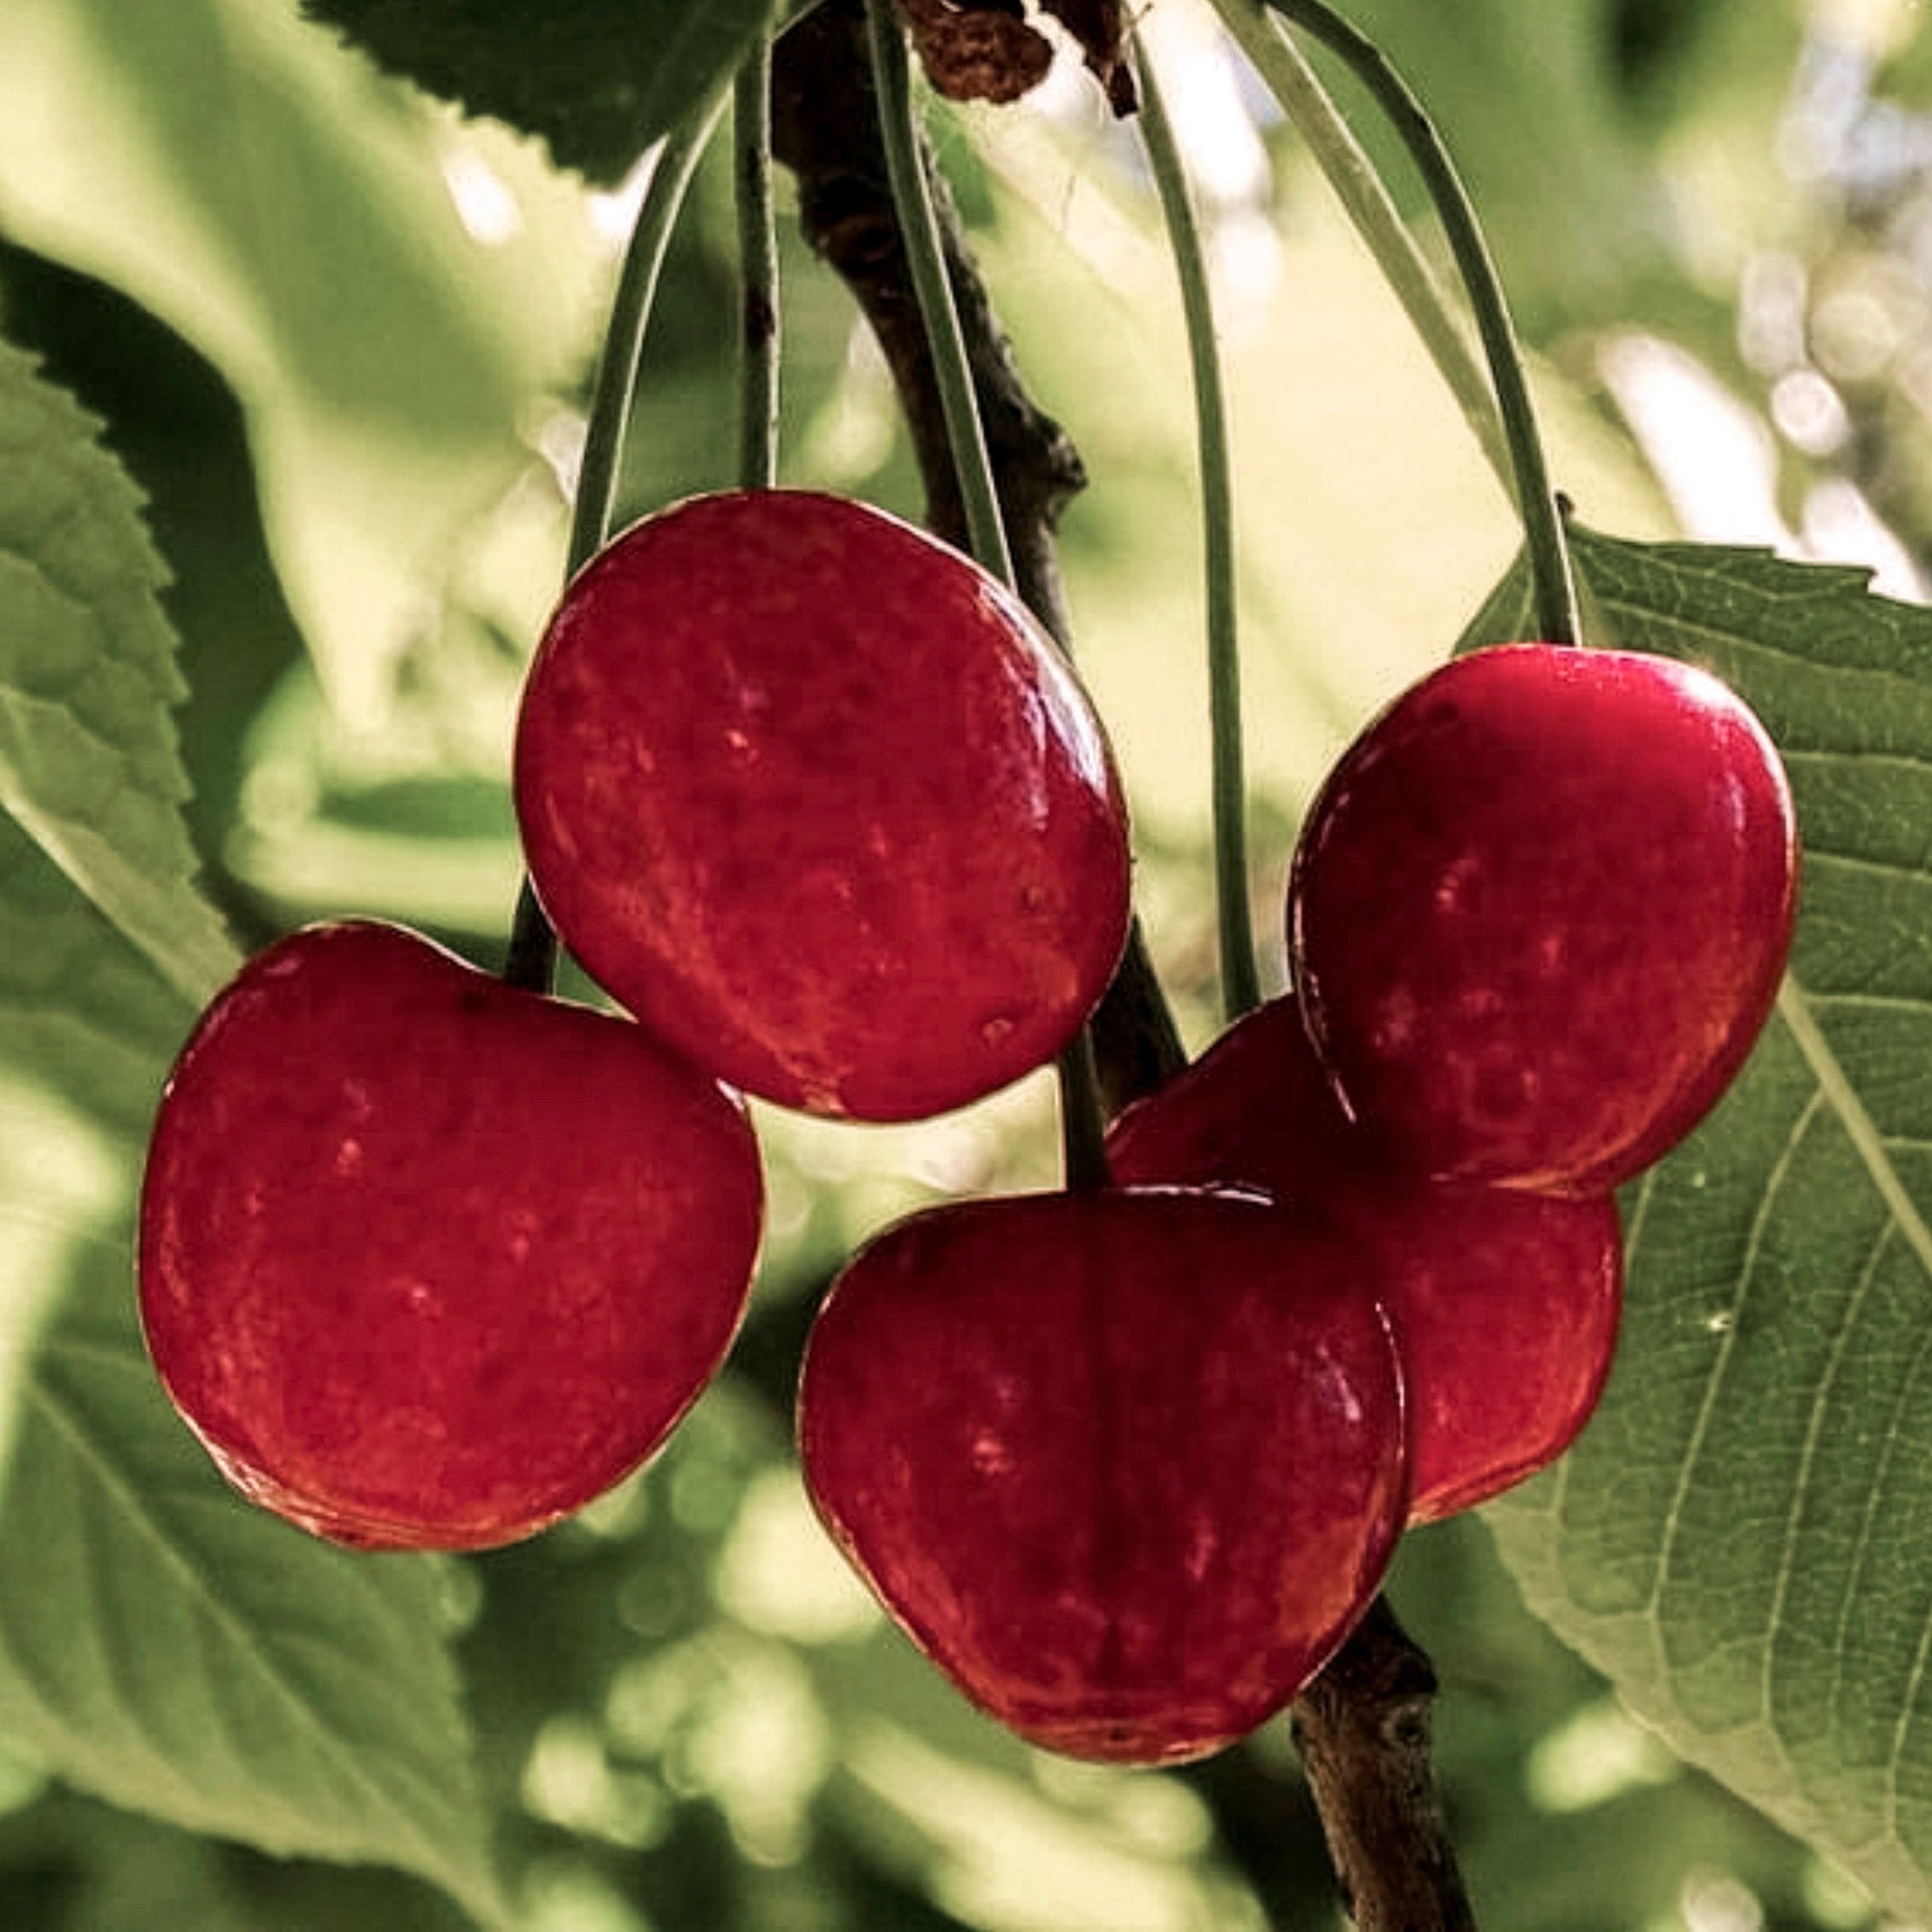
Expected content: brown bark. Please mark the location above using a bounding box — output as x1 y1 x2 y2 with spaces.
1293 1598 1479 1930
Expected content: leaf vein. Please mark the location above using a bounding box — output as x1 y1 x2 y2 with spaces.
1648 1084 1823 1629
1764 1220 1893 1732
1827 1310 1932 1757
20 1366 460 1875
1778 981 1932 1288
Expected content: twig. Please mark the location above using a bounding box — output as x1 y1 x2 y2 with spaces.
1294 1597 1478 1930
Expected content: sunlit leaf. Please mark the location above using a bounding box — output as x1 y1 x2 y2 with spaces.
0 813 190 1153
0 0 597 711
0 795 191 1514
0 807 500 1921
0 338 237 1007
1465 527 1932 1919
301 0 779 184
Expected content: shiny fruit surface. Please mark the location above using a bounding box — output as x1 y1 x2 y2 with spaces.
513 489 1131 1122
1108 996 1621 1522
797 1188 1406 1763
138 921 763 1551
1288 644 1797 1192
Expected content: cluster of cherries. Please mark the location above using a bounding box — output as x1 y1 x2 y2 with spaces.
138 487 1799 1767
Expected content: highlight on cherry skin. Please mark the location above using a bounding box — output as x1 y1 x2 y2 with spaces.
797 1187 1408 1764
513 488 1133 1124
1287 642 1799 1195
1106 994 1622 1523
137 920 764 1552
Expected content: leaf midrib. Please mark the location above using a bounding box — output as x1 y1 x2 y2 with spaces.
1777 980 1932 1288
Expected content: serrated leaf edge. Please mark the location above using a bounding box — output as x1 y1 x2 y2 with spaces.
0 342 240 1010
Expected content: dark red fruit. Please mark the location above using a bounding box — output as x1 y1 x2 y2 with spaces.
1288 644 1798 1192
1108 996 1621 1522
139 921 762 1551
513 489 1131 1122
797 1189 1406 1763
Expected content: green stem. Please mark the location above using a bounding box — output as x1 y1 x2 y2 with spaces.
864 0 1015 583
736 40 781 491
504 93 729 995
501 879 559 995
1057 1030 1112 1195
1205 0 1509 490
865 0 1108 1186
1255 0 1579 645
1134 42 1262 1025
569 96 730 577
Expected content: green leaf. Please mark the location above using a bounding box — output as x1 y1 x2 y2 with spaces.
0 799 193 1474
1461 527 1932 1919
0 339 238 1008
299 0 778 184
0 816 192 1154
0 237 316 864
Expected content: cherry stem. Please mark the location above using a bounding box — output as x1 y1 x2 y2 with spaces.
864 0 1016 584
1206 0 1508 487
569 99 729 577
501 879 558 996
736 40 781 492
502 93 729 996
865 0 1110 1188
1134 40 1262 1026
1238 0 1581 647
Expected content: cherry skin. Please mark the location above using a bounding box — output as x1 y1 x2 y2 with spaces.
1288 644 1798 1193
513 488 1132 1123
797 1188 1407 1763
139 921 763 1551
1107 996 1622 1522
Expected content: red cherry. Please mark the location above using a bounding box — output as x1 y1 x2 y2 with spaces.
797 1189 1406 1763
1288 644 1798 1192
138 921 763 1551
1107 996 1621 1522
513 489 1132 1122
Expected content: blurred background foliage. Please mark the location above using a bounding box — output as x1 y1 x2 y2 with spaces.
3 0 1932 1925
